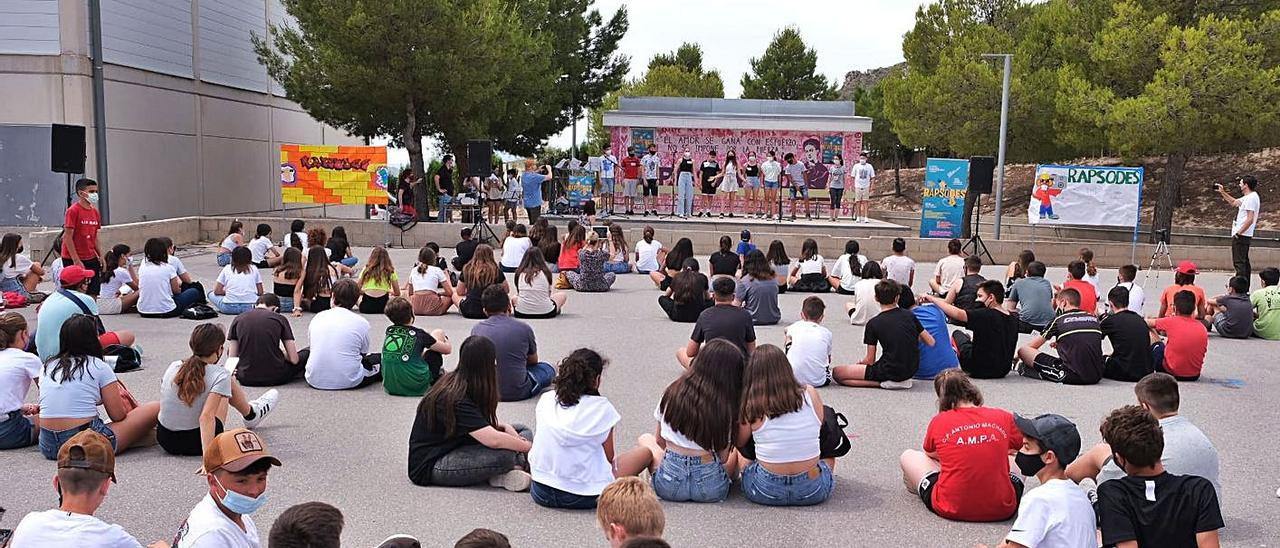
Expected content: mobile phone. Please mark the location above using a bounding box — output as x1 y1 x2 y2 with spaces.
224 357 240 375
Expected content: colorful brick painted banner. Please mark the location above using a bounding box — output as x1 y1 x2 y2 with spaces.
608 127 863 190
280 144 390 205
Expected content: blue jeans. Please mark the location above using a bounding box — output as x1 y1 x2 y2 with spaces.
438 195 453 223
216 252 232 267
531 481 599 509
0 409 36 449
39 417 117 460
521 362 555 400
340 256 359 268
428 425 532 486
278 297 295 314
741 461 834 506
676 173 695 216
603 261 632 274
207 293 253 315
174 287 202 313
652 450 731 502
0 276 28 297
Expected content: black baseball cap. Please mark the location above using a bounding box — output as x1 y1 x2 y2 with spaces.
1014 413 1082 465
740 230 751 241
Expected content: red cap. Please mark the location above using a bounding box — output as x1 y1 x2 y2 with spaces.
59 265 95 287
1175 260 1198 275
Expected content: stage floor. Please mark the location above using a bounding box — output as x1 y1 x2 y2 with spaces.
541 212 909 232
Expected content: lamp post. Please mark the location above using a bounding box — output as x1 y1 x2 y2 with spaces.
981 53 1012 239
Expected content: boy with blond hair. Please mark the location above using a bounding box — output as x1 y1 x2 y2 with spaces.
596 477 665 547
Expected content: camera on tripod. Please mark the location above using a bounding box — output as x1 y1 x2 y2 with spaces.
1155 228 1170 244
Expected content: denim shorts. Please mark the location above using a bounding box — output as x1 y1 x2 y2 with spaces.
651 450 731 502
764 179 780 190
745 176 760 189
741 461 833 506
0 276 29 297
530 481 599 509
601 178 616 193
0 409 37 450
790 185 809 198
39 417 117 460
216 252 232 267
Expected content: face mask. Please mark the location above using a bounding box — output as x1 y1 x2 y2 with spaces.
1014 451 1047 477
213 474 268 515
683 153 691 159
85 192 100 205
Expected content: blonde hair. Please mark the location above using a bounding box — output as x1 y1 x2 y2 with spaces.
524 158 537 171
596 477 665 539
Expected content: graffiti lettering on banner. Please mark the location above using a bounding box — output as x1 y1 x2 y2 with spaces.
281 144 389 205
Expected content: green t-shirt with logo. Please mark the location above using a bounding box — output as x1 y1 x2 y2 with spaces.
1250 286 1280 339
381 325 442 396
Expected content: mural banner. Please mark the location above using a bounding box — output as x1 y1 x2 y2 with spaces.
280 144 390 205
920 158 969 239
565 174 595 207
1027 165 1144 227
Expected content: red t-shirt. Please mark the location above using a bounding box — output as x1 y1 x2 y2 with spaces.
621 156 641 180
63 203 101 260
1160 284 1206 317
1064 279 1097 314
558 241 585 270
923 406 1023 521
1153 315 1208 378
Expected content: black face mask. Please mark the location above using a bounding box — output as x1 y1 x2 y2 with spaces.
1015 451 1047 477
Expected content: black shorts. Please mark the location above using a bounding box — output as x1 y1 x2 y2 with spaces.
644 179 659 196
1023 353 1094 385
158 419 224 456
865 360 913 383
918 471 1023 517
515 306 560 320
63 257 103 296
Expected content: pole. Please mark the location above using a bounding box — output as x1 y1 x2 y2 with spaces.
992 54 1011 240
89 0 110 224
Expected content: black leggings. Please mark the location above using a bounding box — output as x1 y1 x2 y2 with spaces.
158 419 224 456
359 293 390 314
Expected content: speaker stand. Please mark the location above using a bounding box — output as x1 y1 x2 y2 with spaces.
963 194 996 265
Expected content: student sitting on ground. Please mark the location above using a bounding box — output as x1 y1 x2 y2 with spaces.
784 297 833 387
899 370 1023 522
929 238 965 296
157 323 279 456
1005 261 1055 333
1109 263 1145 314
1158 261 1209 321
382 297 451 397
944 256 985 312
1060 260 1098 315
536 225 562 274
35 265 135 362
1147 290 1209 381
834 279 934 390
735 230 757 258
0 313 41 450
207 247 263 315
327 225 359 268
633 226 663 275
229 294 304 387
513 247 568 319
677 277 756 368
597 477 666 548
407 335 534 490
559 224 588 273
787 238 829 293
734 250 781 326
1207 275 1253 338
406 246 454 316
845 261 885 326
827 239 866 294
1253 266 1280 339
97 244 139 315
1094 405 1223 547
981 414 1095 548
268 501 344 548
357 246 400 314
881 237 915 287
248 223 283 269
1015 288 1105 385
529 349 652 509
566 232 617 292
271 247 303 314
451 228 479 272
635 339 746 503
471 284 556 402
215 221 246 267
603 224 632 275
454 244 509 320
736 344 835 506
136 237 203 318
298 246 338 315
1100 286 1160 382
1067 372 1221 500
283 219 308 250
708 235 741 279
0 233 45 300
500 224 530 274
906 286 959 380
922 280 1018 379
765 240 791 293
172 428 282 547
658 258 711 323
1006 249 1035 287
305 279 382 390
37 315 160 459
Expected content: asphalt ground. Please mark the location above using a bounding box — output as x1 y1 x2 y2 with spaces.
2 245 1275 547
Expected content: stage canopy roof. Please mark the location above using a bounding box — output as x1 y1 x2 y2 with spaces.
603 97 873 133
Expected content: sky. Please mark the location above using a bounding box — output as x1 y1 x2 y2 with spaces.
382 0 922 165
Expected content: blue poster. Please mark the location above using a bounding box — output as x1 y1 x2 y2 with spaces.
566 174 595 207
920 158 969 239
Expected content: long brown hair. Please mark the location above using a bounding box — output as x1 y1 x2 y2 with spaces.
0 233 21 269
302 246 333 299
360 246 396 287
537 226 560 264
658 339 745 452
934 369 983 412
563 224 587 252
609 224 628 255
0 312 27 348
740 345 803 422
742 249 772 281
463 244 500 288
275 246 303 280
516 246 552 287
554 348 605 407
420 336 499 437
670 259 704 305
175 323 226 406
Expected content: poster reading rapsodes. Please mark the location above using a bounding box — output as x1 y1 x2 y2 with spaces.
920 158 969 239
565 175 595 207
1027 165 1144 227
280 144 389 205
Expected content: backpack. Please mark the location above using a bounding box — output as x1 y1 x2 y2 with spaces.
181 304 218 320
818 405 852 458
103 344 143 374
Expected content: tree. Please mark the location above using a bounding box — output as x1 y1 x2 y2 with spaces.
852 79 907 197
586 44 725 150
740 27 837 100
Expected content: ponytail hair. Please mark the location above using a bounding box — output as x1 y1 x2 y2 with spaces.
289 232 303 250
554 348 606 407
844 240 863 275
417 246 437 275
175 323 226 406
101 244 130 284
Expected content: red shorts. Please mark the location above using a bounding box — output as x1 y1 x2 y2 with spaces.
99 332 121 348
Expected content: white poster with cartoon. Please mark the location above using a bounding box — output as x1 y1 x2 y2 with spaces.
1027 164 1144 227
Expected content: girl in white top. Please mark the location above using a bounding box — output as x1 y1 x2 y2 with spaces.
0 233 43 298
881 237 916 287
828 240 868 294
529 349 652 508
406 246 454 316
735 344 833 506
216 221 245 267
765 240 791 292
846 261 885 326
97 244 139 315
138 238 184 316
247 223 283 268
0 313 41 449
633 226 663 274
207 247 263 315
788 238 829 293
513 246 567 319
717 150 742 216
501 224 532 272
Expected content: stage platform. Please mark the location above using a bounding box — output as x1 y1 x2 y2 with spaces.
540 212 912 237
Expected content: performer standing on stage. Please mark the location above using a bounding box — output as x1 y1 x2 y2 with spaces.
828 154 847 222
599 149 619 217
641 145 661 217
697 150 721 218
744 152 762 218
718 149 742 218
784 153 810 221
852 155 876 224
621 147 641 216
761 151 783 220
675 147 696 218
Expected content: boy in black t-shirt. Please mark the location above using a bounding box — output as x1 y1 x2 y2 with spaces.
677 276 756 368
835 281 934 390
1100 285 1160 381
1015 288 1105 385
1096 405 1223 547
696 150 721 217
922 280 1018 379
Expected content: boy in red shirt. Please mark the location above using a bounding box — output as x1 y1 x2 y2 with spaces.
620 148 642 216
61 178 104 296
1062 260 1097 314
1147 290 1208 381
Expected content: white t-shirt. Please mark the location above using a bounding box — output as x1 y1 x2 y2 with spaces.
881 254 916 286
515 271 556 316
247 237 273 263
11 509 143 548
409 265 448 292
305 307 372 390
761 160 782 182
796 255 825 275
138 261 179 314
100 267 133 298
282 232 308 250
501 236 532 269
1110 281 1146 314
634 240 663 272
173 494 260 548
933 255 965 291
169 255 189 277
216 265 261 305
830 254 867 292
1 252 33 280
529 393 621 496
0 347 42 413
600 155 618 178
852 162 875 189
38 357 116 419
1004 478 1097 548
848 278 883 326
653 405 706 452
1234 192 1260 237
785 320 832 387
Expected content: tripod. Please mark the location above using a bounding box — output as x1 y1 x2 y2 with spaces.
469 206 500 246
963 194 995 264
40 173 76 267
1142 230 1174 287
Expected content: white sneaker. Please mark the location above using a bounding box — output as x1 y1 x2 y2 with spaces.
244 389 279 429
488 469 532 492
879 380 913 390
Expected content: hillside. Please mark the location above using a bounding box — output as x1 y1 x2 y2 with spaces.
838 63 904 99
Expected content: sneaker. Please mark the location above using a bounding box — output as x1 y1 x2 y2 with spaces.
244 389 279 429
879 380 913 390
728 213 735 218
643 210 649 216
488 469 532 492
719 212 725 218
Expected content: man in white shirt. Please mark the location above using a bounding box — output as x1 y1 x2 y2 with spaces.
852 155 876 223
1218 175 1260 281
1109 264 1146 314
304 279 381 390
173 428 282 548
929 239 966 297
11 430 154 548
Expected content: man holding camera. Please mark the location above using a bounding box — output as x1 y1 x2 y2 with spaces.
1217 175 1260 282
